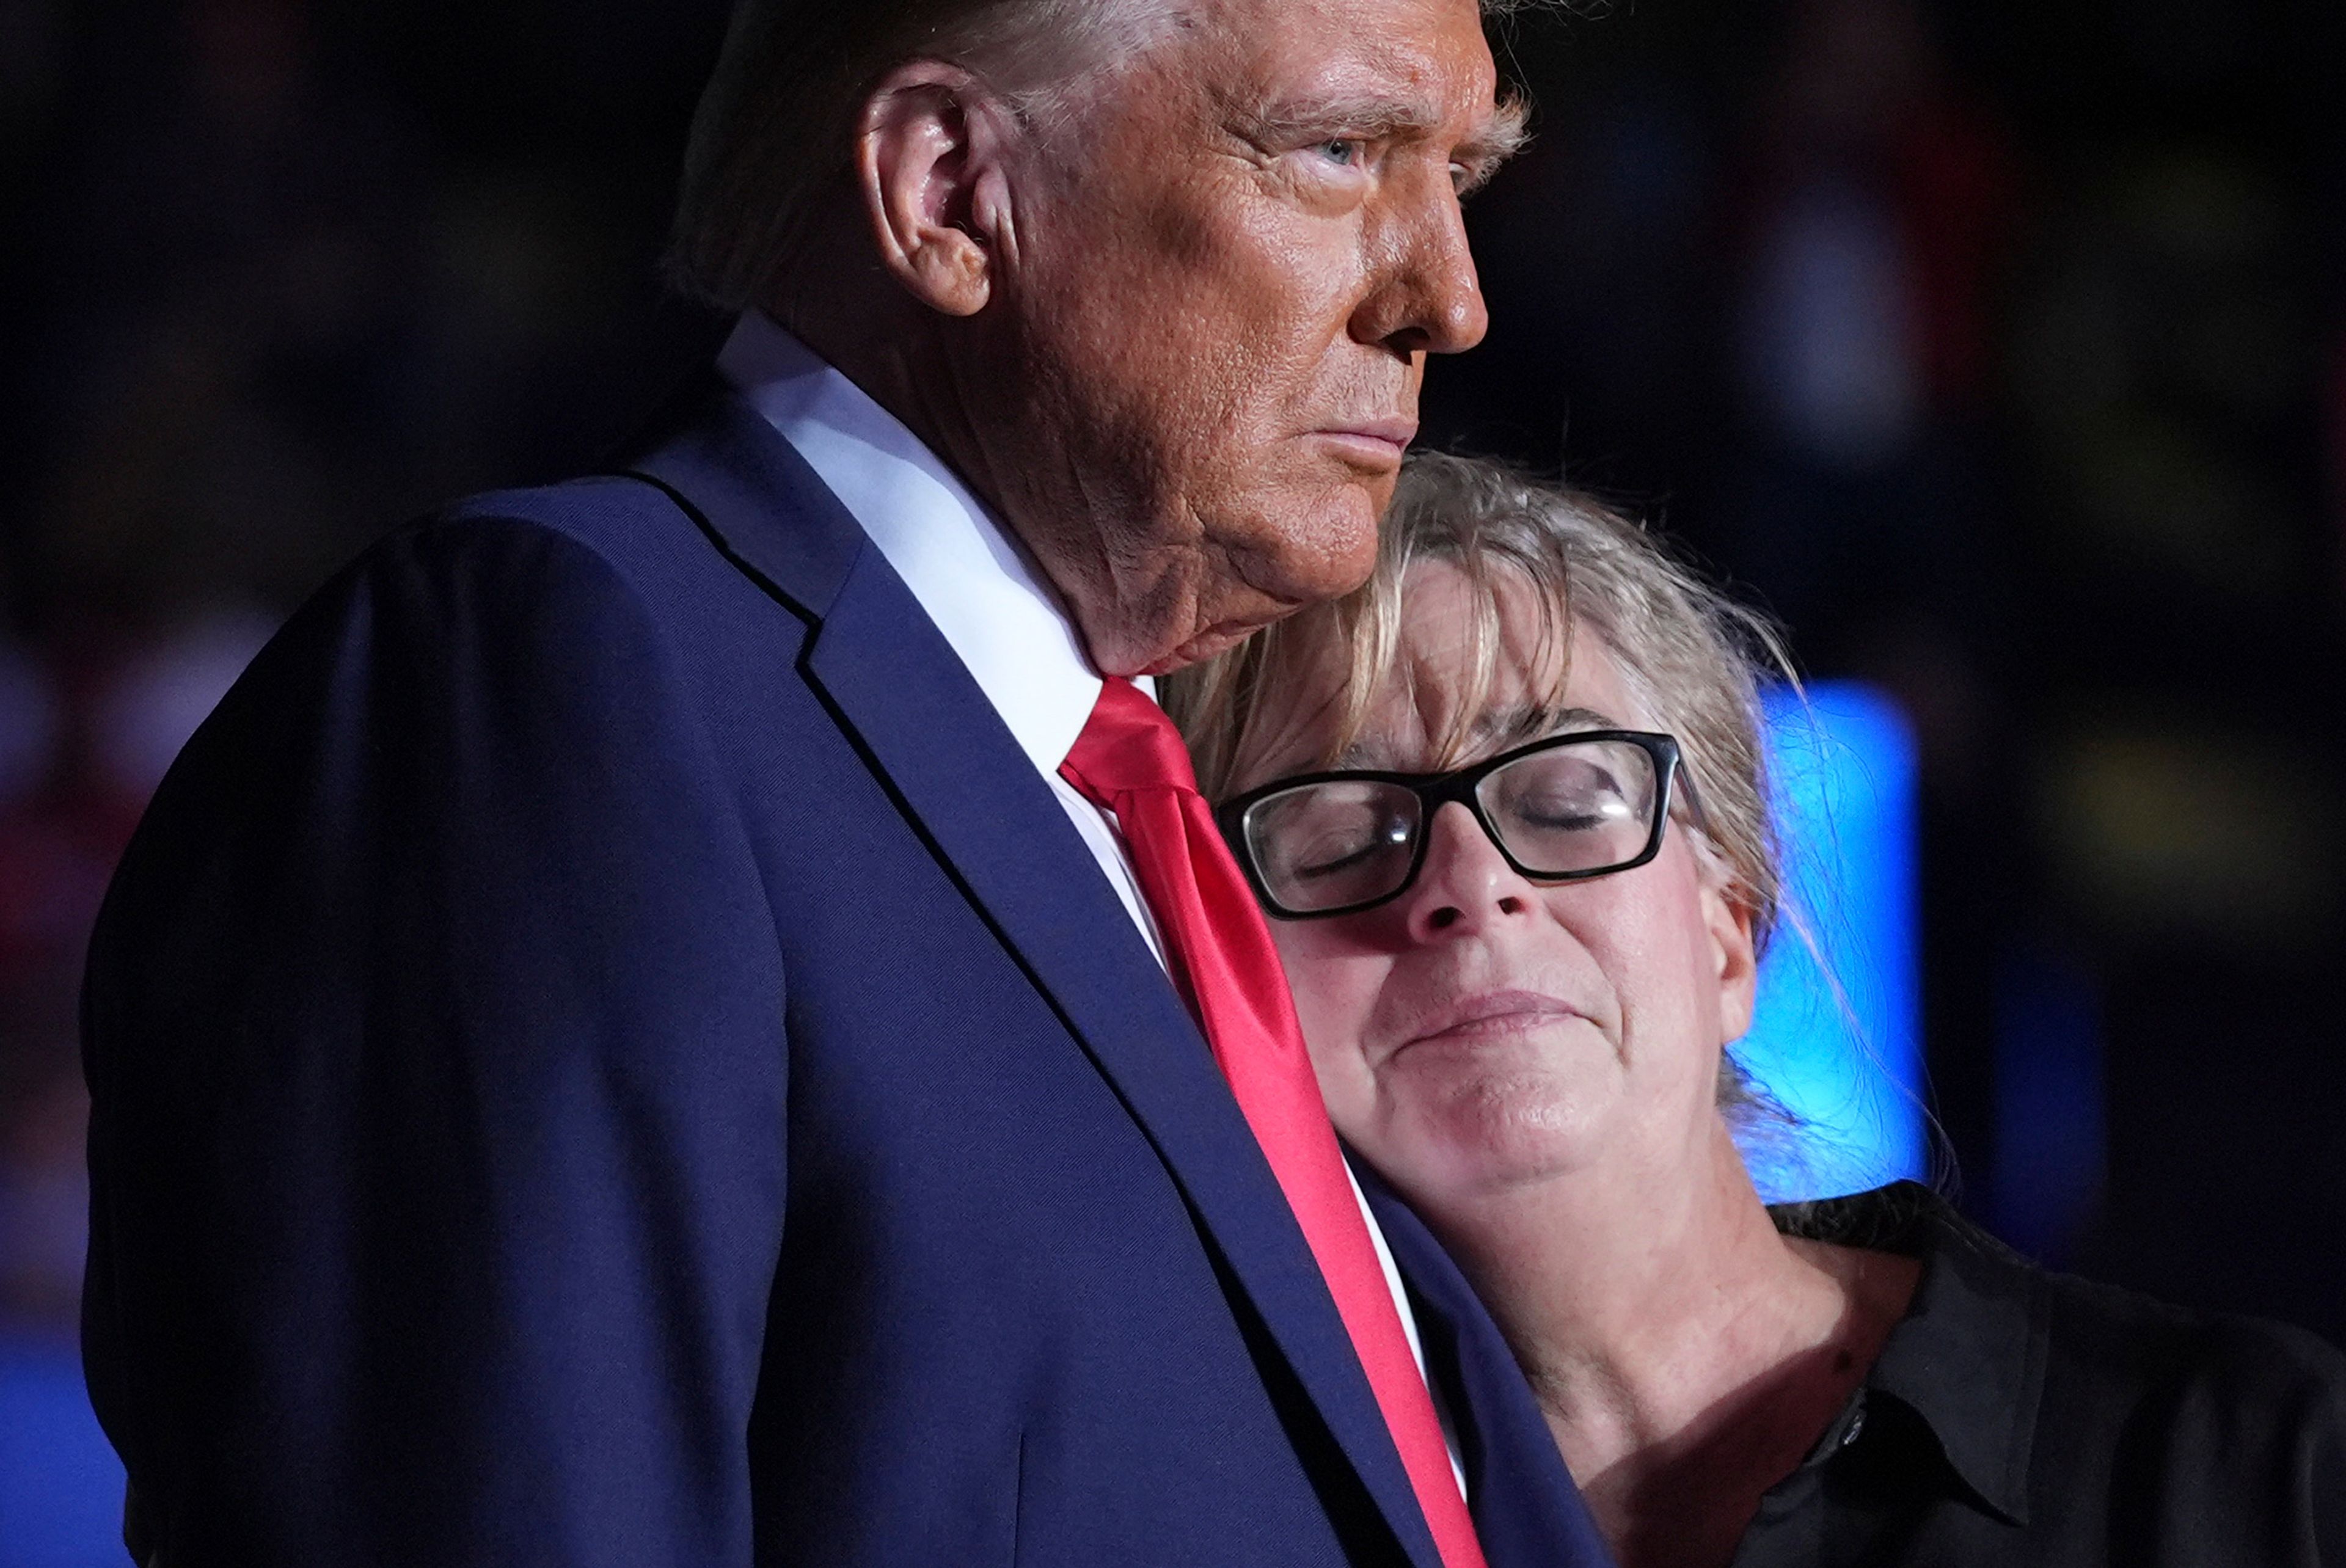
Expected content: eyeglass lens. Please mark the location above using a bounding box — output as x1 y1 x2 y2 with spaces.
1241 738 1662 915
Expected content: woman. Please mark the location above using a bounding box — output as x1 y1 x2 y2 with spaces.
1166 453 2346 1568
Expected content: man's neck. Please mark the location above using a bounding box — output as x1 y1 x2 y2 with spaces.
778 294 1002 525
768 279 1160 677
1425 1126 1919 1568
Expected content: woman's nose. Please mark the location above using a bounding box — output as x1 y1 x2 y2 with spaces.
1401 801 1536 941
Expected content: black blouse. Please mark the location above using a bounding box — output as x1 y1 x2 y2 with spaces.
1732 1183 2346 1566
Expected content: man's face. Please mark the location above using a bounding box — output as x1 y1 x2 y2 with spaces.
993 0 1512 675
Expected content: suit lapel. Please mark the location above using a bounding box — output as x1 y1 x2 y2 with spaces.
621 380 866 625
1358 1165 1615 1568
627 392 1445 1568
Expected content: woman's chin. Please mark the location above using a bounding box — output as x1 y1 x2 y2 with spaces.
1393 1080 1620 1200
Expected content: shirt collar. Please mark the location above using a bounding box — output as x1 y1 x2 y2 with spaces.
1778 1183 2045 1525
717 310 1149 775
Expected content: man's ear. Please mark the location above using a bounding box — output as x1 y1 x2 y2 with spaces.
855 62 1022 318
1704 881 1761 1045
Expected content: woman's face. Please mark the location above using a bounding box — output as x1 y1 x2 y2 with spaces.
1257 563 1758 1214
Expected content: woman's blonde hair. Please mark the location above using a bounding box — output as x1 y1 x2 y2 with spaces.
1164 450 1797 952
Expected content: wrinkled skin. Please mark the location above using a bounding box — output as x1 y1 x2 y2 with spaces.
783 0 1518 674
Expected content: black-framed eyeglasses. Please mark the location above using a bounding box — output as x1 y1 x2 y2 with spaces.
1216 730 1684 920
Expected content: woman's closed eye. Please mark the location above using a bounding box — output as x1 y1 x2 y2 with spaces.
1288 819 1408 880
1508 790 1635 833
1514 804 1612 833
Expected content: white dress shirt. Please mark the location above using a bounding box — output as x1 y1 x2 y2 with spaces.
716 314 1459 1481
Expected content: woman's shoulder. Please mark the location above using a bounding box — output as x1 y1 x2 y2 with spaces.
1779 1184 2343 1552
2023 1253 2346 1555
1781 1181 2346 1437
1928 1194 2346 1530
1904 1186 2346 1404
2030 1256 2346 1417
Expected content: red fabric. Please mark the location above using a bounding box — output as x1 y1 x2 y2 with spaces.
1061 677 1486 1568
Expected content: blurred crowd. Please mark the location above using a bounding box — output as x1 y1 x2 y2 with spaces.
0 0 2341 1452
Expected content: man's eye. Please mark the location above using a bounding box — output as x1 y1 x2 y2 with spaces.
1317 139 1364 167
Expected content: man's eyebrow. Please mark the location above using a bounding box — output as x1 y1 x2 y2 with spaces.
1234 91 1530 189
1453 95 1530 192
1238 90 1442 145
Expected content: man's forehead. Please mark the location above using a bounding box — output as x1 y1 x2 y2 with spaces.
1210 0 1505 133
1251 68 1525 153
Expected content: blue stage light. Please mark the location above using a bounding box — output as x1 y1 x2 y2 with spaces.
1736 682 1928 1200
0 1335 126 1568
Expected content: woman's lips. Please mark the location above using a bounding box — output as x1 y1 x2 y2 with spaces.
1397 990 1587 1051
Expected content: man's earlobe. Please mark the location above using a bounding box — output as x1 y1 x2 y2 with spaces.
857 63 1016 318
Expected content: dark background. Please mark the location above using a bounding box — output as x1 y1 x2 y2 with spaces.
1 0 2341 1552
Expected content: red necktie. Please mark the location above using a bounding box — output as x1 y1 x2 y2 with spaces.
1061 677 1486 1568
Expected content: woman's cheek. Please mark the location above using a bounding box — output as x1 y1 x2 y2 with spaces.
1280 946 1382 1114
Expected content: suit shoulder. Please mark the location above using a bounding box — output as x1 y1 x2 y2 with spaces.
104 477 773 939
392 473 703 599
287 472 766 675
436 473 690 555
157 477 742 811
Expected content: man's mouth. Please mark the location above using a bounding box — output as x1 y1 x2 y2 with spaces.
1311 417 1419 469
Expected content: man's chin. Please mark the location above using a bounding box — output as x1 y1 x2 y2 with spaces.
1141 620 1270 675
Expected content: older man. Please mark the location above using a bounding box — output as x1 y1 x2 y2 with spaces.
81 2 1607 1566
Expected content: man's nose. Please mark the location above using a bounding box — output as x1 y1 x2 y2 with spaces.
1353 176 1489 359
1400 801 1535 942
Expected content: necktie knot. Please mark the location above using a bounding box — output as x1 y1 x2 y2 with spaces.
1059 677 1202 808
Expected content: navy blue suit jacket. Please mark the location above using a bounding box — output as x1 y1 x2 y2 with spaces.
81 387 1610 1568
